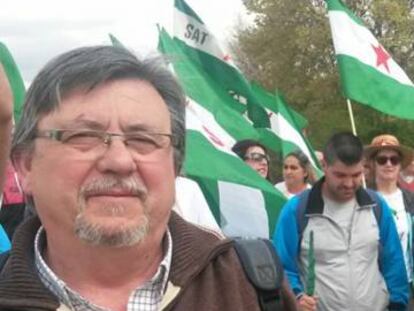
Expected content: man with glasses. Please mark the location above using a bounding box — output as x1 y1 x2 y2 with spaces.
0 46 297 310
273 132 408 311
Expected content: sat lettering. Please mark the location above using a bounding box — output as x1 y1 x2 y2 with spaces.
184 23 208 45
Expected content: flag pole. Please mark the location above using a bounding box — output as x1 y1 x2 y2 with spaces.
346 99 357 136
346 98 367 188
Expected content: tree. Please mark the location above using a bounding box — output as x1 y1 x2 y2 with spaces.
232 0 414 148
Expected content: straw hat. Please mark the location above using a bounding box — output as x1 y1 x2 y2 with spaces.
364 134 414 169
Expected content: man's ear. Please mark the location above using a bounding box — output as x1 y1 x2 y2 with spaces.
12 151 33 195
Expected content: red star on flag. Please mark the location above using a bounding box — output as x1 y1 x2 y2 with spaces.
371 44 390 73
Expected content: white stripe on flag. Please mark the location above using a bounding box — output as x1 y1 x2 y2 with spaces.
173 8 237 67
268 112 318 167
186 98 236 154
218 181 269 238
329 11 413 86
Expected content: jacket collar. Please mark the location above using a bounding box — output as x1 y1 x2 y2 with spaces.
0 212 231 310
306 177 377 215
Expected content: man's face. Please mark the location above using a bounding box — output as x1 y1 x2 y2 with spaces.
16 79 176 247
322 159 363 202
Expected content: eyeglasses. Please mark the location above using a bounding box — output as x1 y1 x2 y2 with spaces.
244 152 269 163
375 155 401 166
35 129 176 160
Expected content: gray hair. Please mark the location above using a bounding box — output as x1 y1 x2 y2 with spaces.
11 45 186 173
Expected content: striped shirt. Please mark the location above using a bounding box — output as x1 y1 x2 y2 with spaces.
34 227 172 311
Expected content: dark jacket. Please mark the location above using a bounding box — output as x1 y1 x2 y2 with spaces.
0 212 297 311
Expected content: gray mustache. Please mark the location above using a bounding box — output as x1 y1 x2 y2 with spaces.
80 177 147 198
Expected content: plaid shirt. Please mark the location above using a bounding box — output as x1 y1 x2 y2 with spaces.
34 227 172 311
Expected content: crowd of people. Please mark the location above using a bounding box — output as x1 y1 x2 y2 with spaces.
0 45 413 311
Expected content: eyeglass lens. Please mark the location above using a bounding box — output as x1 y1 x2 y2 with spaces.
245 153 268 163
375 155 401 166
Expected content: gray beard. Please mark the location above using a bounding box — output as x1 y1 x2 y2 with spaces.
74 208 149 247
75 176 149 247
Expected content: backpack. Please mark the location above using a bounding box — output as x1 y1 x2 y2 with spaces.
233 238 285 311
295 188 382 240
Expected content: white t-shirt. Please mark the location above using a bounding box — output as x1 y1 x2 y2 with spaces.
380 189 411 281
274 181 311 199
173 177 222 233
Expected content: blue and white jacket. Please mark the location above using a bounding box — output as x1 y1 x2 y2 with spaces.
272 178 409 311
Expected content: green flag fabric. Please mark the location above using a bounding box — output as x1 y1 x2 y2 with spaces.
173 0 321 176
159 28 286 237
327 0 414 120
109 33 126 49
0 42 25 122
250 83 322 174
173 0 270 128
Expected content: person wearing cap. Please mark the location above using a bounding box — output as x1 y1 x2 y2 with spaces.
232 139 270 180
365 134 414 304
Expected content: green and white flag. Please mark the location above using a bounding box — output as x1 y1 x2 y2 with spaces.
186 99 285 237
173 0 270 127
0 42 25 122
109 33 126 49
251 83 321 174
327 0 414 120
173 0 321 161
159 28 286 237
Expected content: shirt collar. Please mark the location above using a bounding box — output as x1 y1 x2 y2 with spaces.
34 226 173 310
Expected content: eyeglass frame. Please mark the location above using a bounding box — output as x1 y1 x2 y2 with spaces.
34 128 177 159
243 152 270 163
375 155 402 166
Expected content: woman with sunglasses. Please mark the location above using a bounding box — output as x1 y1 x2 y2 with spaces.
365 134 414 302
275 150 317 199
232 140 270 180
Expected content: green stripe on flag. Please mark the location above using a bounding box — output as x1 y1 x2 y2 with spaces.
327 0 414 120
173 0 270 128
184 130 286 237
326 0 365 26
109 33 126 49
174 0 203 24
0 42 25 122
337 54 414 120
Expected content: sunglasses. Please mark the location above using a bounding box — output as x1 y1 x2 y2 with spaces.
375 155 401 166
244 152 269 163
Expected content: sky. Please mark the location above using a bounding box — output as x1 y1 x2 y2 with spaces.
0 0 249 85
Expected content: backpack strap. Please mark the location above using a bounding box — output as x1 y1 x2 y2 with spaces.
295 189 311 244
364 188 382 225
233 238 284 311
